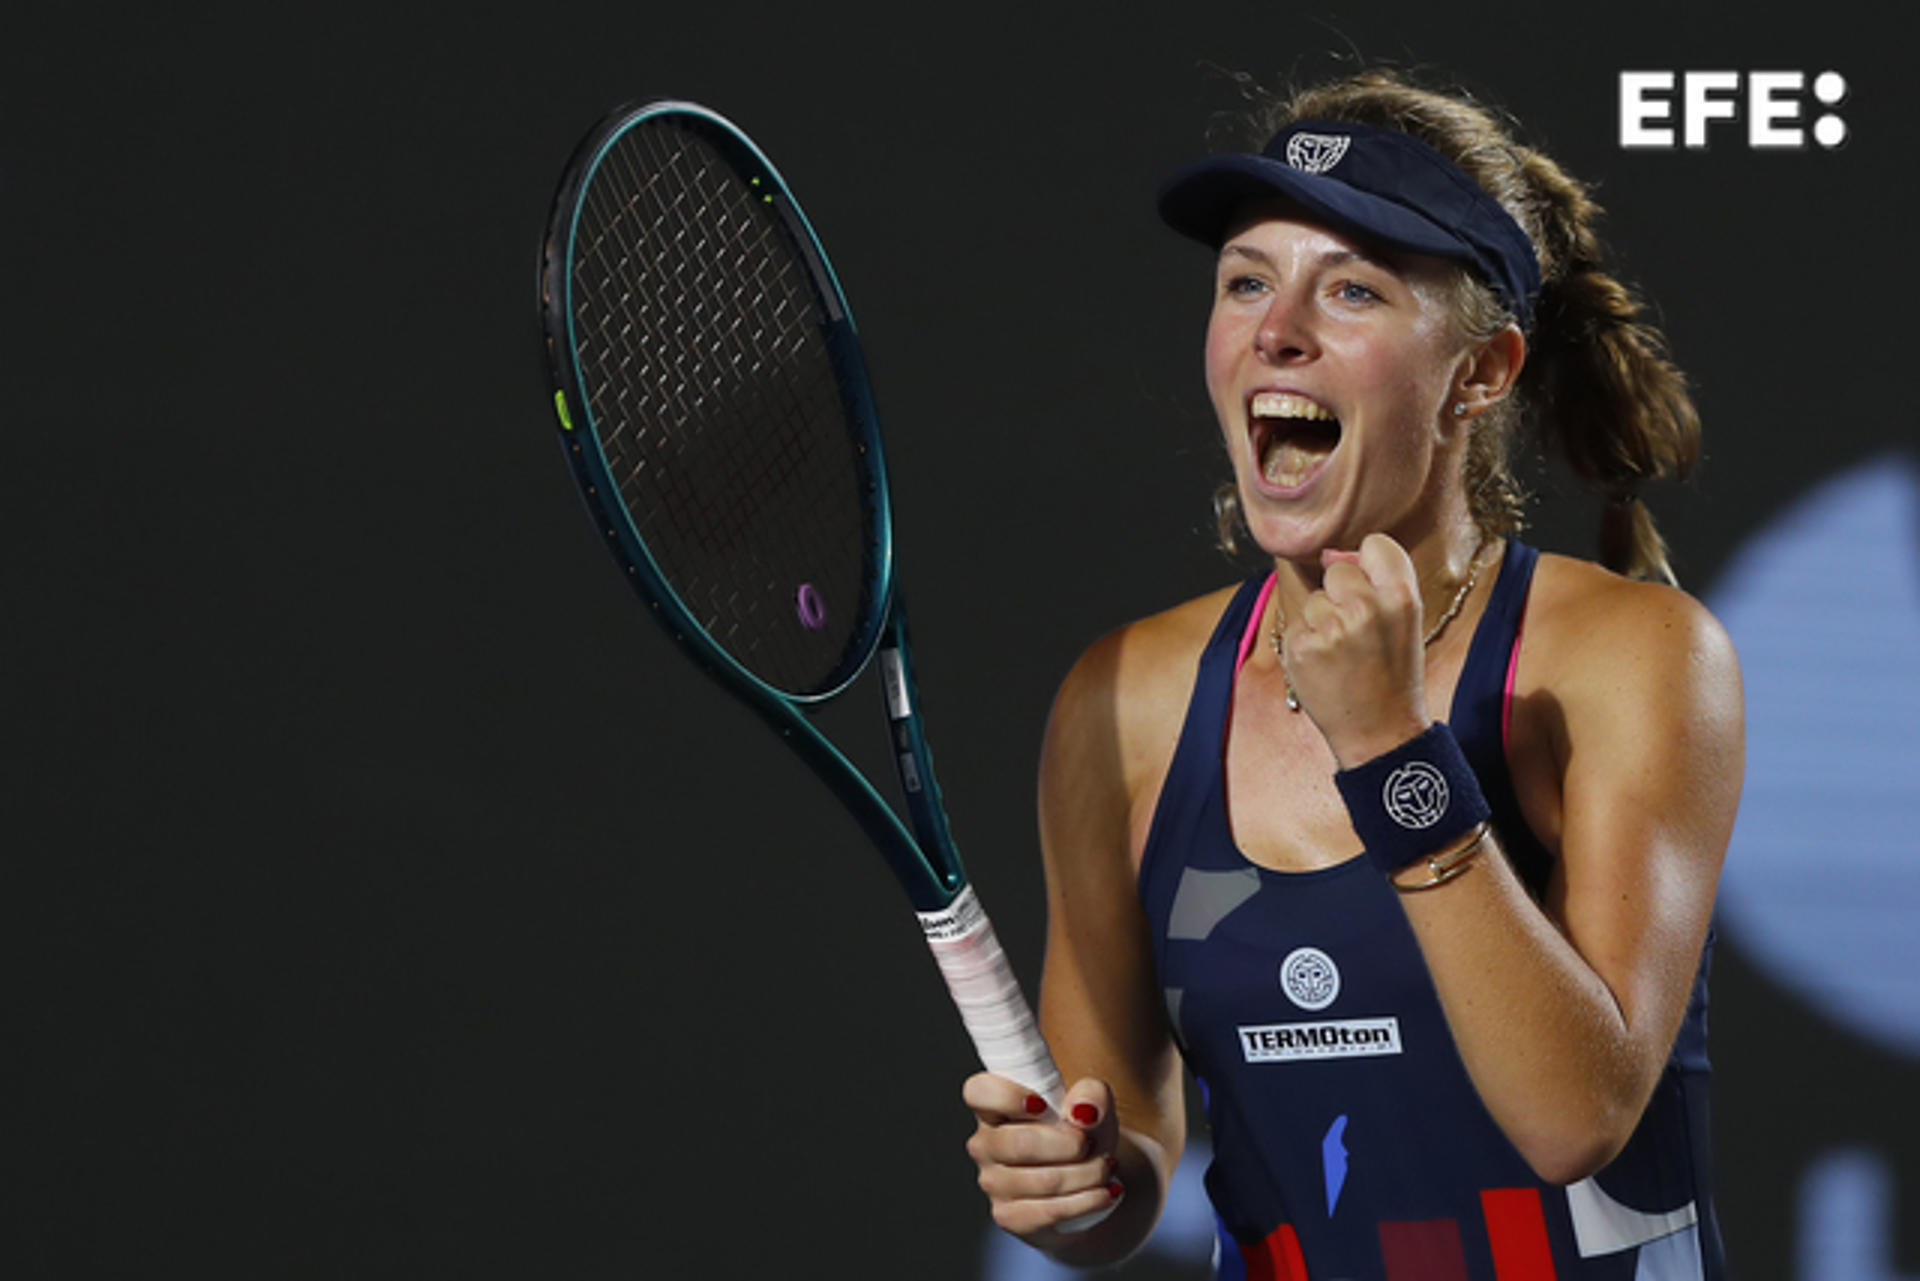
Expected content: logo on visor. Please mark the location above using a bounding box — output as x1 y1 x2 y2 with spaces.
1284 132 1351 174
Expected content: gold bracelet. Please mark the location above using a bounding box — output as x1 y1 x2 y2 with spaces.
1393 822 1491 893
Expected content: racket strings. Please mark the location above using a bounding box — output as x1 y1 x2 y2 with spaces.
586 128 855 604
568 117 879 696
575 133 814 504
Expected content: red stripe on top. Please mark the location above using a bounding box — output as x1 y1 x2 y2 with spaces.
1481 1187 1557 1280
1378 1218 1469 1281
1238 1222 1308 1281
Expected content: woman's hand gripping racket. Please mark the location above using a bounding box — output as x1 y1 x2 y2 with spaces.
537 101 1065 1114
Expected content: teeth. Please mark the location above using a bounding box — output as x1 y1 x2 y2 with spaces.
1250 391 1335 421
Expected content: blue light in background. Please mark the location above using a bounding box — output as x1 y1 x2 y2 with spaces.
1704 454 1920 1280
1797 1149 1920 1281
1707 454 1920 1057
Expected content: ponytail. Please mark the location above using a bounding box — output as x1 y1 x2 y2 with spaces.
1520 183 1699 585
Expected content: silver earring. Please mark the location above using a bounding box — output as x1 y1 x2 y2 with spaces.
1452 401 1468 417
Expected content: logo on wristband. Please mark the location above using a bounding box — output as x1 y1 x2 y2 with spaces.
1383 761 1450 829
1280 947 1341 1011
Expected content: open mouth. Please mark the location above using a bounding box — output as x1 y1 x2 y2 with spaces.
1249 391 1340 489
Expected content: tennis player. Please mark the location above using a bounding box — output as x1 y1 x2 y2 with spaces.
964 69 1742 1279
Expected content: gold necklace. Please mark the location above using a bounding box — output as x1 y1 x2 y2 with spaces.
1268 539 1492 712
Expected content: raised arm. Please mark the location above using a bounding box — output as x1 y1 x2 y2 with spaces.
1293 540 1743 1183
1409 563 1742 1180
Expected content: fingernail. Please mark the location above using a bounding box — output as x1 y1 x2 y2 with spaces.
1106 1179 1125 1200
1071 1102 1099 1127
1024 1093 1048 1116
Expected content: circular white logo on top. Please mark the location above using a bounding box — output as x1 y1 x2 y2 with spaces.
1383 761 1449 829
1279 947 1340 1011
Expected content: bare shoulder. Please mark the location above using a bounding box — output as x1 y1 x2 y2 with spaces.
1519 553 1744 792
1524 553 1739 694
1045 583 1245 798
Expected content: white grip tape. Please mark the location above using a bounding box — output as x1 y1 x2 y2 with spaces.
920 889 1114 1234
918 886 1064 1110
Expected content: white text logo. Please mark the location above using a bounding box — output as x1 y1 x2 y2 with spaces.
1239 1017 1403 1063
1619 71 1848 149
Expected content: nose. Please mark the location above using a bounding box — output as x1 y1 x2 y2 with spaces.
1253 292 1316 365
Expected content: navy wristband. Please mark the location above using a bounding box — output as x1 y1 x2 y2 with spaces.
1334 723 1492 875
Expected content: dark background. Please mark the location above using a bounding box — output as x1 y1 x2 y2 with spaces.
5 2 1912 1277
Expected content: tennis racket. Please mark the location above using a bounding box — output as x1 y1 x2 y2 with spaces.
537 100 1064 1111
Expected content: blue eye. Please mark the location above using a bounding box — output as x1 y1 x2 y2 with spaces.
1335 280 1382 304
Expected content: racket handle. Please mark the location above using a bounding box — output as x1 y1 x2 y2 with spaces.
919 887 1118 1236
917 886 1065 1111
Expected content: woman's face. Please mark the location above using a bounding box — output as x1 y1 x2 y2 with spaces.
1204 209 1476 561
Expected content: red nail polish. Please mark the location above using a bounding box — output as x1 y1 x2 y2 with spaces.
1071 1102 1099 1126
1024 1093 1048 1116
1106 1179 1125 1200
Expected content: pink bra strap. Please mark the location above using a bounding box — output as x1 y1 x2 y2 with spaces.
1501 608 1526 752
1236 573 1278 675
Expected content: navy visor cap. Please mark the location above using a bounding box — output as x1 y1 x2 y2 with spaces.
1158 118 1541 325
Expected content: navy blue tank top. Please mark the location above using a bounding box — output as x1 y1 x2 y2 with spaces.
1138 543 1724 1281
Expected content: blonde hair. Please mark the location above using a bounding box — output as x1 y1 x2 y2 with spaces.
1210 69 1700 585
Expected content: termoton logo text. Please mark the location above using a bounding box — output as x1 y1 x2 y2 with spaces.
1239 1017 1403 1063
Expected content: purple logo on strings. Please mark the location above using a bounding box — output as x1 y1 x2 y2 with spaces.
795 583 827 630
